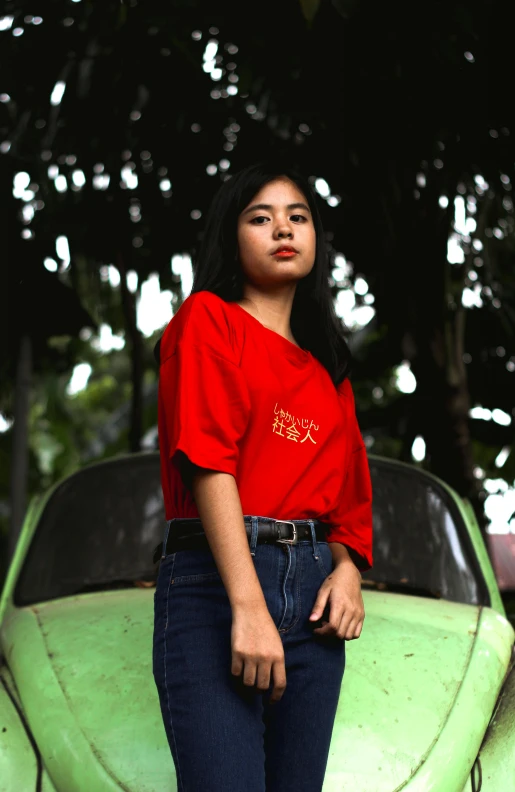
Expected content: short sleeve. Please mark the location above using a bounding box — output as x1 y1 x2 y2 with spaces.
324 378 373 571
158 291 251 482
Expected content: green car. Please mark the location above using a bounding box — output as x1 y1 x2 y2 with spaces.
1 452 514 791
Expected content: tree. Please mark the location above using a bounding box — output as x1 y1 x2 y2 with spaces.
1 0 514 552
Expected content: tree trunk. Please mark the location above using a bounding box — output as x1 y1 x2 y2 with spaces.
116 251 143 453
373 163 487 541
402 178 486 539
412 313 484 532
8 333 32 562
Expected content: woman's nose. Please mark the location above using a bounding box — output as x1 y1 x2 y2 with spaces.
275 226 293 239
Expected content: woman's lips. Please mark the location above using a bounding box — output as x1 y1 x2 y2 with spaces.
272 250 298 258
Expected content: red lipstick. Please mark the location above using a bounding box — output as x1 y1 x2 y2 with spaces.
271 245 298 258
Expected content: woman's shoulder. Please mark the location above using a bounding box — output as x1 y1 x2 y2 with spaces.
161 290 245 364
177 290 245 341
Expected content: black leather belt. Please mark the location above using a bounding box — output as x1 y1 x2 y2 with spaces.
152 517 328 564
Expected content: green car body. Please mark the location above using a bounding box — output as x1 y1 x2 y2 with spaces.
0 452 514 792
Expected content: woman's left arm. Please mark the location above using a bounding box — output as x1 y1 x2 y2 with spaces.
309 379 373 640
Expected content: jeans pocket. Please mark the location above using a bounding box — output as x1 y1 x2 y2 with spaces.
155 552 176 587
168 548 222 586
314 541 333 580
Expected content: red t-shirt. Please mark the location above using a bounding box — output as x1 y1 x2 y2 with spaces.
157 290 373 570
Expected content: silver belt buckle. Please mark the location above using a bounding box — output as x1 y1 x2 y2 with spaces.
275 520 298 545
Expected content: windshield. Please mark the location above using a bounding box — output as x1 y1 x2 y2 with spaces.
363 458 488 605
15 453 164 606
14 452 489 606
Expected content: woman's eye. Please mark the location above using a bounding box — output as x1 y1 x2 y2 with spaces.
249 214 307 224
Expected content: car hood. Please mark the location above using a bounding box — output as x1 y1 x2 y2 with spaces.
1 589 513 792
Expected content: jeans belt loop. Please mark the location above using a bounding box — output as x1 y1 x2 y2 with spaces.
308 519 319 559
162 519 172 560
250 516 258 556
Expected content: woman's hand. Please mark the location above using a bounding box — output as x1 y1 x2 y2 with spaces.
309 557 365 640
231 604 287 703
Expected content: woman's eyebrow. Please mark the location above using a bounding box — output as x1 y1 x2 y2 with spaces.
241 202 311 216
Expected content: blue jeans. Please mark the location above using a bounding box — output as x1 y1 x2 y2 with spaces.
152 517 346 792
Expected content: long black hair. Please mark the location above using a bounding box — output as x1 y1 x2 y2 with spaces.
157 161 352 386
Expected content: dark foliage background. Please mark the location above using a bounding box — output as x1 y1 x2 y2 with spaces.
1 0 514 586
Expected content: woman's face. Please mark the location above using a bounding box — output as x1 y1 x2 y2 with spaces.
236 177 316 288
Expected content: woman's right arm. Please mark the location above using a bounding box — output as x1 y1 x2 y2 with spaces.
191 468 287 703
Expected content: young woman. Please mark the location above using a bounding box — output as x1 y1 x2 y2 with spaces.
152 161 373 792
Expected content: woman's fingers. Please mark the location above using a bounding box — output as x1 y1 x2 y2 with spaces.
313 601 365 640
